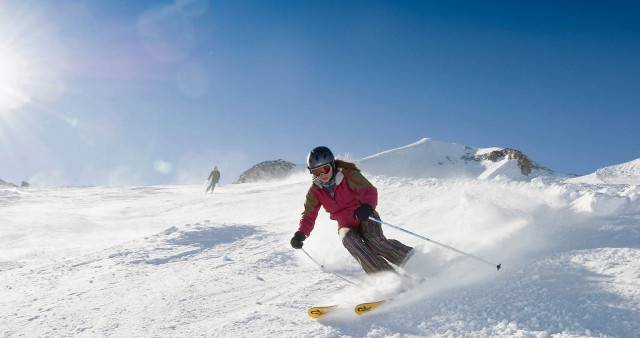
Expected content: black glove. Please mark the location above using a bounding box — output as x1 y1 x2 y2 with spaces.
290 231 306 249
353 203 374 222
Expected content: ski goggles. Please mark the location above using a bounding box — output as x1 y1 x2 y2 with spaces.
311 164 332 176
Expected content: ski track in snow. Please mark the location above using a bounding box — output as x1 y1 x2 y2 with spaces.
1 172 640 337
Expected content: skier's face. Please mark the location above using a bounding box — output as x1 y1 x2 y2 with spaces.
315 165 333 183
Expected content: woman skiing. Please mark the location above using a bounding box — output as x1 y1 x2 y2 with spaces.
290 146 413 274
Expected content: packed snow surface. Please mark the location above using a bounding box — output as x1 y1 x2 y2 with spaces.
2 142 640 337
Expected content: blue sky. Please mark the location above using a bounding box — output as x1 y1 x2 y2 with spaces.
1 0 639 186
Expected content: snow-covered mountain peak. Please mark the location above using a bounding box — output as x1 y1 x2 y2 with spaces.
356 138 555 180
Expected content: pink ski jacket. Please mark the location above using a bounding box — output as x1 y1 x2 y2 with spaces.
297 161 378 237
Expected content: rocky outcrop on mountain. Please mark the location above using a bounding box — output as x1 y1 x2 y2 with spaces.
236 160 297 183
462 148 553 175
1 179 29 188
0 179 17 187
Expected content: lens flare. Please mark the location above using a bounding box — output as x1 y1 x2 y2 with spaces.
153 160 174 175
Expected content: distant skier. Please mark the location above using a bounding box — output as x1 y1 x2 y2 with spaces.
290 146 414 274
206 166 220 194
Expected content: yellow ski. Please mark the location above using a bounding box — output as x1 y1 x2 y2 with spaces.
308 305 338 319
354 299 387 315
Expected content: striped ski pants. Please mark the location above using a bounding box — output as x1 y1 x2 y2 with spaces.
341 218 413 274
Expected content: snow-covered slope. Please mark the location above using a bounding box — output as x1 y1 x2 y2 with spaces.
567 158 640 185
2 143 640 337
357 138 556 180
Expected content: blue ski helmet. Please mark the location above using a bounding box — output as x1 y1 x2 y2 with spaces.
307 146 335 172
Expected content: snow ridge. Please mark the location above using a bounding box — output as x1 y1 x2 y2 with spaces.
568 158 640 185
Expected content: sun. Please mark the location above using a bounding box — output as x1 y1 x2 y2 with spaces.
0 1 69 160
0 3 64 116
0 38 31 148
0 42 33 112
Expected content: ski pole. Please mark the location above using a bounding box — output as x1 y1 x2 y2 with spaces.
301 248 358 285
301 247 324 269
369 217 501 271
